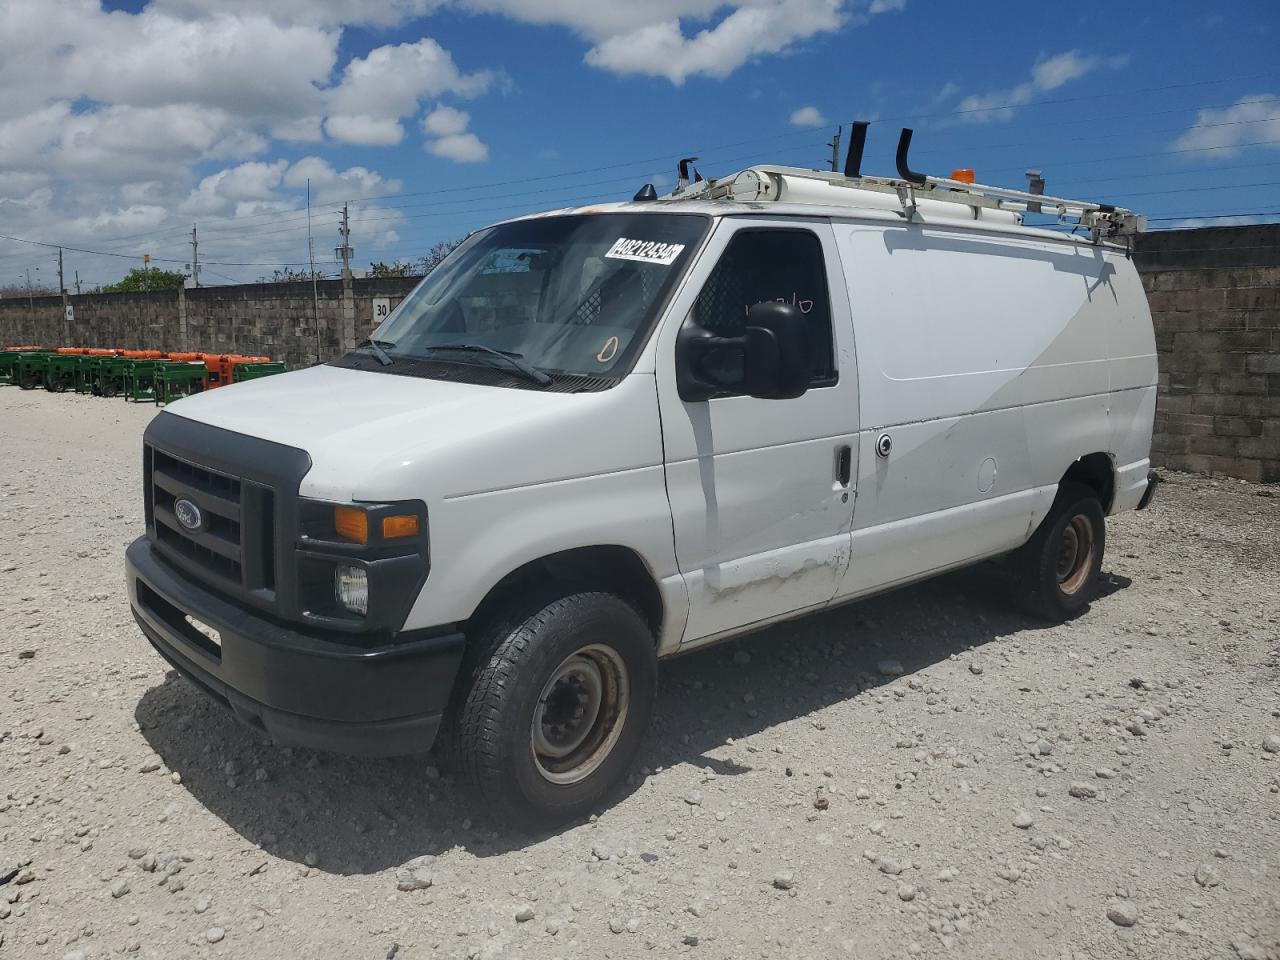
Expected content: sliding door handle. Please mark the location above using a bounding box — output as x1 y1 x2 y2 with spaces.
835 444 852 486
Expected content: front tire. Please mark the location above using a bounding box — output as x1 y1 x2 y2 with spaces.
449 592 657 830
1009 482 1106 622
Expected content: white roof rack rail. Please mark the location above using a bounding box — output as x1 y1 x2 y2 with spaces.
663 124 1145 245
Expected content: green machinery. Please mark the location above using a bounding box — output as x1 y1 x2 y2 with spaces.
13 351 52 390
0 352 23 385
123 359 175 402
92 357 130 397
153 361 209 405
232 361 288 383
44 354 82 393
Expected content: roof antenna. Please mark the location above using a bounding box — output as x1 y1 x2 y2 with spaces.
895 128 927 185
633 184 658 202
677 156 699 191
843 120 869 178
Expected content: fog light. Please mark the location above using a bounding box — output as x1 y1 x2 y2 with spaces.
335 565 368 616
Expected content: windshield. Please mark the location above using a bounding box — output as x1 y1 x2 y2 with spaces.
365 213 708 384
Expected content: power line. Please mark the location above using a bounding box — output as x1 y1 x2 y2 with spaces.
71 88 1280 255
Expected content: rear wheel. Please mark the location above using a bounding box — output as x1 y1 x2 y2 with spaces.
448 592 657 830
1009 482 1106 622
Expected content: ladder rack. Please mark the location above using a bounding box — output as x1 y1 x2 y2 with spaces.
664 125 1146 245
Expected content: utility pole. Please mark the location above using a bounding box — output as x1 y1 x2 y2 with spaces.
827 125 843 173
25 266 34 328
337 204 353 279
189 224 200 287
336 203 355 356
74 270 81 295
306 178 321 363
58 247 68 344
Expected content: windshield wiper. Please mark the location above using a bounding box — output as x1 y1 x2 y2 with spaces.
424 343 553 387
354 338 396 366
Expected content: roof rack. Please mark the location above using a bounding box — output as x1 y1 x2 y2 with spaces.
665 124 1146 245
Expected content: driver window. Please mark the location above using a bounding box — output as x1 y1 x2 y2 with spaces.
691 229 836 384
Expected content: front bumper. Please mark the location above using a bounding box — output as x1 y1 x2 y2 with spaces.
126 536 464 757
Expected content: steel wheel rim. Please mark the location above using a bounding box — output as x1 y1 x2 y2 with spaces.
531 644 629 785
1056 514 1095 595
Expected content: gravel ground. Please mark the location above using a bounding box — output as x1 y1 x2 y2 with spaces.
2 388 1279 960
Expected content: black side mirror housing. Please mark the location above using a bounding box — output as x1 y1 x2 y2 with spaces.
677 301 811 402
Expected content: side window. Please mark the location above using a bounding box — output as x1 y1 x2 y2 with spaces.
691 229 836 384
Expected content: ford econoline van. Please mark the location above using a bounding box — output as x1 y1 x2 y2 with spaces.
126 148 1158 827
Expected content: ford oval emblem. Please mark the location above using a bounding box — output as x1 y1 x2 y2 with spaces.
174 498 203 531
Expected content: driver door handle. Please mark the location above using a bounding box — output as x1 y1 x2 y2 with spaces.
836 444 852 487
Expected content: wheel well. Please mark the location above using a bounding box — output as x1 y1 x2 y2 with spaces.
1063 453 1115 512
466 546 663 641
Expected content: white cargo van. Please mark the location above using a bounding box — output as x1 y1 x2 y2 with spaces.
126 130 1158 826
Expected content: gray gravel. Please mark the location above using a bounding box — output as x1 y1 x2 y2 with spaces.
2 389 1279 959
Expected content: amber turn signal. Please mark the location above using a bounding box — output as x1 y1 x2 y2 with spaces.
950 168 976 184
333 505 369 544
382 515 420 539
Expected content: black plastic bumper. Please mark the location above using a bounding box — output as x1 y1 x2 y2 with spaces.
1137 469 1160 511
126 536 464 757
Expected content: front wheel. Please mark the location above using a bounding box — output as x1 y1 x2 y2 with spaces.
1009 482 1106 622
448 592 657 830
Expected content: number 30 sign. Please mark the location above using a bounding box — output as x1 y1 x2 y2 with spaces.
373 298 391 322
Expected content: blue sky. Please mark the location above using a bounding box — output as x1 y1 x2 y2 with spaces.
0 0 1277 288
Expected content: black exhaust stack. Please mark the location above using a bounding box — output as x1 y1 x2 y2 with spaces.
843 120 869 178
895 128 927 185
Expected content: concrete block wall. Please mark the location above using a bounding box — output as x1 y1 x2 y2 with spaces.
1136 225 1280 483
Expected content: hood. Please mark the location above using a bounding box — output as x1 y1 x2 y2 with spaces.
164 364 662 503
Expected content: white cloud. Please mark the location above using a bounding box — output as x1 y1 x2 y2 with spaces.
586 0 847 84
464 0 902 85
325 38 492 145
423 105 472 136
0 2 337 124
324 115 408 147
1172 94 1280 157
151 0 446 28
54 105 266 181
181 160 290 216
421 105 488 163
427 132 489 163
282 157 403 204
953 50 1129 123
789 105 827 128
460 0 725 40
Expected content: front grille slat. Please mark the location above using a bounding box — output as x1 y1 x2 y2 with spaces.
152 467 242 522
153 507 243 561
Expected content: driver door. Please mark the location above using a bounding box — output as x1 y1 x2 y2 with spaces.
654 218 859 646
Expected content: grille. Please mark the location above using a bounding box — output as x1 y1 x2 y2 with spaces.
149 448 245 586
141 416 301 618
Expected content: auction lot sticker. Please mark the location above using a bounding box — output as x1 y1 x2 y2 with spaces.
605 238 686 266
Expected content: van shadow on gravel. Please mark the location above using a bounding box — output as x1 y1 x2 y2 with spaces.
134 564 1131 875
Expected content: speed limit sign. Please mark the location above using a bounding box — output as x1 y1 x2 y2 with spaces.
372 297 391 322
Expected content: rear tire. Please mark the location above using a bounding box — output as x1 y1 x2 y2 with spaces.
447 592 657 830
1009 482 1106 622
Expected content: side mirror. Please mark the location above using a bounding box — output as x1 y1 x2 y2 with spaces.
676 301 811 402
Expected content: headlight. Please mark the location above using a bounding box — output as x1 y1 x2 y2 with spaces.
334 565 369 616
333 505 420 544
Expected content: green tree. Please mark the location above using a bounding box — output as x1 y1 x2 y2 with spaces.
265 267 323 282
101 267 188 293
369 260 415 277
414 238 463 275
